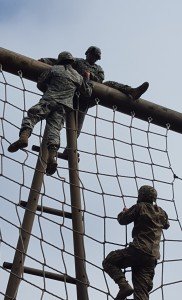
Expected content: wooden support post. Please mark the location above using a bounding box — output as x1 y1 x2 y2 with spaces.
66 110 89 300
4 129 48 300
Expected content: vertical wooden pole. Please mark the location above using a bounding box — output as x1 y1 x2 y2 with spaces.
66 110 89 300
5 129 48 300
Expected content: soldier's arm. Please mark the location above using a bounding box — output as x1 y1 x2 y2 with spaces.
37 70 52 93
117 205 138 225
78 78 93 98
90 66 105 83
98 67 105 82
38 57 58 66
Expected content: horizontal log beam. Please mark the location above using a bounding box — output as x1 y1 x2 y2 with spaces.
0 47 50 81
3 262 76 284
20 201 72 219
0 47 182 134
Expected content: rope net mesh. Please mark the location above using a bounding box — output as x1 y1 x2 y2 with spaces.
0 68 182 300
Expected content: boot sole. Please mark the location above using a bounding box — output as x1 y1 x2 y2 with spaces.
46 162 58 176
115 288 134 300
8 142 28 153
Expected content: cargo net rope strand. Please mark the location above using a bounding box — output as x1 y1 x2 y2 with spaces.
0 68 182 300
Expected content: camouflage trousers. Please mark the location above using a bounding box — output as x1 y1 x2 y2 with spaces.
75 82 131 139
102 246 156 300
20 98 66 149
104 81 131 94
74 94 96 138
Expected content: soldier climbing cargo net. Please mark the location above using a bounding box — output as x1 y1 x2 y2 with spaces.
0 49 182 300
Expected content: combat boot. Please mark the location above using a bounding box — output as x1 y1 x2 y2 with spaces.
126 82 149 100
115 281 134 300
46 148 58 176
8 128 31 153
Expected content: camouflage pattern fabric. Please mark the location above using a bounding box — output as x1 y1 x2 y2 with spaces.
103 199 169 300
21 64 92 148
38 64 92 108
37 57 134 137
38 57 57 66
21 99 66 149
117 202 170 259
72 58 104 83
38 58 101 138
38 57 105 83
103 80 132 94
103 246 156 300
72 58 104 136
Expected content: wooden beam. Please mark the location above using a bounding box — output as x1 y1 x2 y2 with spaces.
1 47 182 133
20 201 72 219
3 262 76 284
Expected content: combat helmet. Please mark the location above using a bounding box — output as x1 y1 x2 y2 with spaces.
137 185 157 203
85 46 101 60
57 51 75 64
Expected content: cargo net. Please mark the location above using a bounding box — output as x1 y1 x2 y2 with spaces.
0 68 182 300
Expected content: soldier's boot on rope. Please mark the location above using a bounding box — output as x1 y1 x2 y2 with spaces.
115 279 134 300
8 128 31 152
125 81 149 100
46 147 58 176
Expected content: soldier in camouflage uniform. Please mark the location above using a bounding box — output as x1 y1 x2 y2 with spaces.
38 46 149 148
38 46 104 142
8 51 92 175
102 185 170 300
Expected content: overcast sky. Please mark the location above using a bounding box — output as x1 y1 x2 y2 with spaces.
1 1 182 300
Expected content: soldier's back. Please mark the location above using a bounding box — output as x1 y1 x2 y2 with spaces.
131 202 169 258
50 65 82 89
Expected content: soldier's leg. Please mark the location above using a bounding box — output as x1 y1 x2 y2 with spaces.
76 107 88 138
103 249 128 283
104 81 149 100
102 247 134 299
62 96 89 158
22 98 55 131
104 81 131 93
132 258 156 300
8 99 51 153
46 105 66 175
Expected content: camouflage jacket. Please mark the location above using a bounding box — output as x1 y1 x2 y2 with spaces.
37 64 92 109
72 58 104 83
38 57 105 83
117 202 170 259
